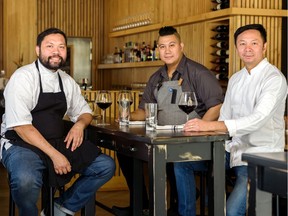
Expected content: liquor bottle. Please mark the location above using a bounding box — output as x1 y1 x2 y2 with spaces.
113 47 121 63
141 41 147 61
152 40 159 61
133 43 141 62
212 49 229 56
211 41 229 49
211 58 229 64
212 25 229 33
212 3 230 10
211 33 229 41
81 78 88 91
146 44 152 61
212 65 228 73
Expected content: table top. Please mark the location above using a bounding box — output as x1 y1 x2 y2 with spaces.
88 119 229 145
242 152 288 170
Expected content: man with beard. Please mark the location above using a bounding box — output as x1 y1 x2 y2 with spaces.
0 28 115 216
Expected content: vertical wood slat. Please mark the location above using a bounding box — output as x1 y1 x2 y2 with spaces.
238 0 283 9
37 0 96 36
231 14 282 73
37 0 102 89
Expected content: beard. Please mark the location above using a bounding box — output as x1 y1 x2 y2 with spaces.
38 53 66 71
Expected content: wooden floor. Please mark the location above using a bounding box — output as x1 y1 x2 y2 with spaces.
0 163 211 216
0 164 128 216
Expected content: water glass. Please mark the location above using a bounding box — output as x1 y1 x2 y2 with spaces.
145 103 157 130
119 100 130 126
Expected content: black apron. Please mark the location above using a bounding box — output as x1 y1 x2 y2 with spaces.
5 61 101 187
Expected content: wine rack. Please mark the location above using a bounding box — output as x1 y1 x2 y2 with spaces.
207 19 230 92
211 0 230 11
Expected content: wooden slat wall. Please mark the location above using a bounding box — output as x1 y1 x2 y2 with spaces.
3 0 38 77
102 0 286 88
104 0 212 56
230 15 283 71
36 0 103 89
233 0 282 9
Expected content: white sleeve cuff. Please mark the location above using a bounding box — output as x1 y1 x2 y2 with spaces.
224 119 237 137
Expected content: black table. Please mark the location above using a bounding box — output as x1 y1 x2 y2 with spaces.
85 119 229 216
242 152 288 216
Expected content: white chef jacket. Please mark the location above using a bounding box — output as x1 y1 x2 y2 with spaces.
219 58 287 167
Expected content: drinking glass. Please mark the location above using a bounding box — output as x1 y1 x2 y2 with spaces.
95 90 112 125
178 92 198 122
117 90 133 125
117 90 133 106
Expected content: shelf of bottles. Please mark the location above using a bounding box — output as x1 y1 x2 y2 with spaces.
211 0 230 11
210 21 229 82
99 40 162 69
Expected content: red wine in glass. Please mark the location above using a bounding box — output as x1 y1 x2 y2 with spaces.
178 92 198 122
97 102 112 110
95 91 112 125
178 105 197 115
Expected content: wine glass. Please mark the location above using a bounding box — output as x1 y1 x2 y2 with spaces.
178 92 198 122
95 90 112 125
117 90 133 106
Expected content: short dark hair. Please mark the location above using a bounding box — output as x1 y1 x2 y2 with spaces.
36 28 67 46
158 26 181 42
234 24 267 45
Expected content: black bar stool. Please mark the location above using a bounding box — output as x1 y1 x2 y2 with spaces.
9 184 64 216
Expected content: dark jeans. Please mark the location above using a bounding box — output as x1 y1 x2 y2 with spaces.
116 153 178 210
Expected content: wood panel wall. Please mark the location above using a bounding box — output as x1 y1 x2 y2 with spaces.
233 0 282 9
36 0 103 89
3 0 37 77
230 15 283 72
101 0 286 90
2 0 103 88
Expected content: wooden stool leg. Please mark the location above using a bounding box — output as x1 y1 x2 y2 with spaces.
41 186 55 216
49 187 54 216
9 188 15 216
199 172 206 216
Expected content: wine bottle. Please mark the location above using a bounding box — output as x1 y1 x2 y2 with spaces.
212 65 228 73
211 41 229 49
211 33 229 41
146 44 153 61
113 47 121 63
212 25 229 33
215 73 228 81
212 3 230 11
141 41 147 61
212 49 229 56
152 40 159 61
211 58 229 64
211 0 229 3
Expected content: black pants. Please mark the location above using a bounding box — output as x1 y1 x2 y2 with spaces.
116 153 178 210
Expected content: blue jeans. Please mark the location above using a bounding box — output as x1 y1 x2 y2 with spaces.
173 161 207 216
226 152 248 216
174 152 248 216
2 145 115 216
